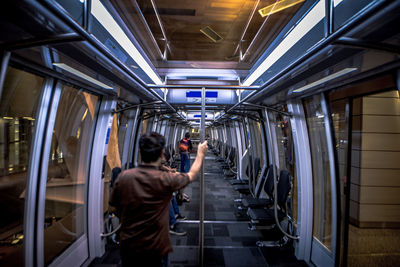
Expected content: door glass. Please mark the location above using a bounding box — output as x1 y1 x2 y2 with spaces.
329 97 349 265
0 67 44 266
304 95 333 251
103 111 130 212
44 85 98 265
271 107 298 223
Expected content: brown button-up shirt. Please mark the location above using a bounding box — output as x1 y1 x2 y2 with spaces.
109 165 190 256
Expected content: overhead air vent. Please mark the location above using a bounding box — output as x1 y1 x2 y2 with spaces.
200 26 223 43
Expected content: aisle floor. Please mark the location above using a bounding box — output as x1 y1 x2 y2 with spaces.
91 152 306 267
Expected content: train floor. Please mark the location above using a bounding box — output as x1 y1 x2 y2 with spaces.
91 152 306 267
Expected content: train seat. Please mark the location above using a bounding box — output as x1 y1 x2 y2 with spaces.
242 166 274 209
247 170 292 230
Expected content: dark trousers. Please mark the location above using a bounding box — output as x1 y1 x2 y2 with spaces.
169 196 180 226
180 153 190 173
120 241 168 267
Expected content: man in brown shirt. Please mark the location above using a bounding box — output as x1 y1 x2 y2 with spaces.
109 132 207 267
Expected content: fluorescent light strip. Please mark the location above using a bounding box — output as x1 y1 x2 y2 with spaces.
53 63 113 89
243 0 325 86
258 0 305 18
293 68 357 93
91 0 163 85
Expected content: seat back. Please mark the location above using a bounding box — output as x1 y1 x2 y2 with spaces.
263 164 274 197
277 170 292 209
224 144 229 159
229 147 236 167
253 158 261 180
246 155 253 180
254 164 269 197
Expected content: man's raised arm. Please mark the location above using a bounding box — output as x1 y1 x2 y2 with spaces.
188 141 208 182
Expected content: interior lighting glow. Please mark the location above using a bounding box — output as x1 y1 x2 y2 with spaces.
258 0 305 17
244 0 325 86
91 0 163 85
22 117 35 121
53 63 113 89
81 109 88 122
293 68 357 93
3 117 13 120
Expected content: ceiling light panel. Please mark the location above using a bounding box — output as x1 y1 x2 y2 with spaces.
53 63 113 89
258 0 305 17
293 68 357 93
91 0 163 85
200 26 223 42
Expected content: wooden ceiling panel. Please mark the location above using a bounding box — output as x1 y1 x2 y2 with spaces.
112 0 305 65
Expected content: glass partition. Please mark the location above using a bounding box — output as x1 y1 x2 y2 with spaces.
43 85 98 265
303 95 333 251
0 67 44 266
329 97 349 265
271 107 297 223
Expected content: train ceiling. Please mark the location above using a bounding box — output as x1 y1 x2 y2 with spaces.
109 0 304 69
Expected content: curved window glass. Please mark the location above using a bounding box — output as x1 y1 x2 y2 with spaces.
304 95 333 251
0 67 44 266
271 107 297 223
44 86 98 265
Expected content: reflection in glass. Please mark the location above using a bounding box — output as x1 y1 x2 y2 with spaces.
44 86 97 265
0 67 43 266
304 95 332 250
103 111 131 212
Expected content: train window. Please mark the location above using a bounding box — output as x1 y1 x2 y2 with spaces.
303 95 333 251
239 121 248 152
117 112 131 163
103 110 130 213
44 85 98 264
141 116 150 134
270 108 297 223
0 67 44 266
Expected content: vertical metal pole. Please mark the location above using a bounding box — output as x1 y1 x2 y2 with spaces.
199 87 205 266
126 107 141 169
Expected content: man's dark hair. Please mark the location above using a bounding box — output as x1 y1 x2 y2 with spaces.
139 132 166 163
185 132 190 138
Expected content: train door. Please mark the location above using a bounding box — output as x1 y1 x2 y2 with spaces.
329 77 400 266
269 106 298 236
303 94 338 267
